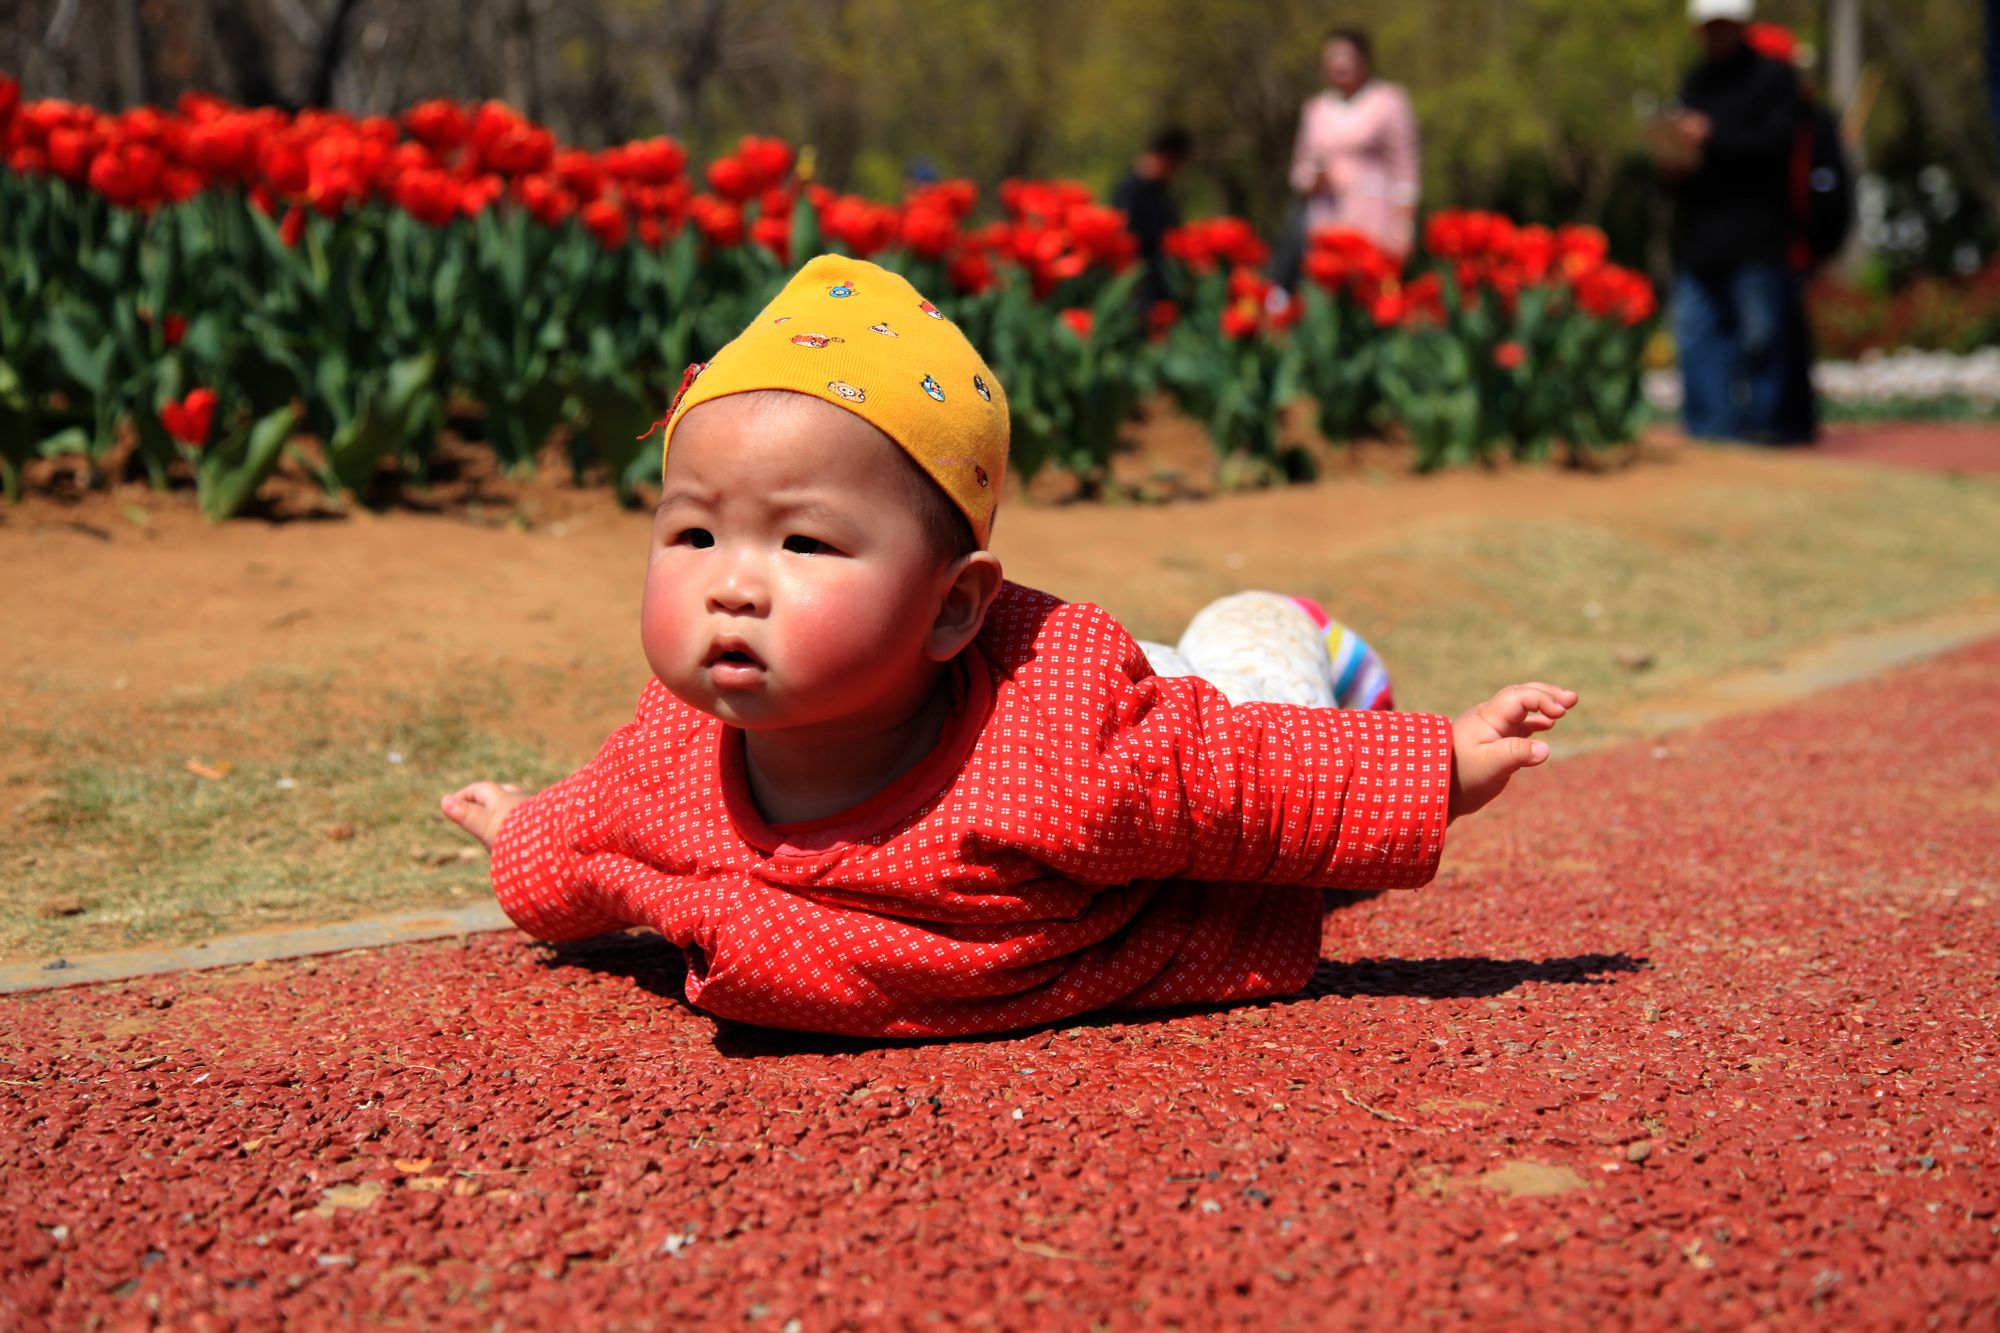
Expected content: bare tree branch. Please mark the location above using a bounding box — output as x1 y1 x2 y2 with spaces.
304 0 363 109
208 0 288 107
45 0 81 47
267 0 322 47
115 0 154 106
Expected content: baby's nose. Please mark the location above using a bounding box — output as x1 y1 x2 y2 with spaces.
706 556 767 613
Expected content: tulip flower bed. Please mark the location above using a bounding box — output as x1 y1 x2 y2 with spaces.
0 75 1656 518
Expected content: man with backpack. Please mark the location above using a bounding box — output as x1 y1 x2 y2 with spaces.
1659 0 1843 444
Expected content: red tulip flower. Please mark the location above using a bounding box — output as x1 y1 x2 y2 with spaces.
139 307 184 344
513 174 577 227
1065 204 1137 269
87 140 165 210
394 166 462 227
1219 302 1260 340
689 195 744 248
735 136 794 193
1164 216 1268 274
606 137 687 184
1574 264 1657 326
46 124 102 184
1494 341 1526 370
403 99 471 153
471 102 554 176
1403 272 1445 325
582 197 629 249
161 388 217 447
820 195 900 257
900 202 959 260
946 249 996 296
553 149 606 202
259 136 310 197
705 156 756 203
750 212 790 265
183 115 258 181
909 179 978 220
457 173 504 218
1058 308 1095 340
1554 224 1610 280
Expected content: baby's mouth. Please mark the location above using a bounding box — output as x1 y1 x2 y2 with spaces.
705 641 765 669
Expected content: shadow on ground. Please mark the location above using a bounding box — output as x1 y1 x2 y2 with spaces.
539 929 1647 1058
1300 952 1649 1000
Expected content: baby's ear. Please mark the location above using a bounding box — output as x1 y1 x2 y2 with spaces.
928 551 1004 661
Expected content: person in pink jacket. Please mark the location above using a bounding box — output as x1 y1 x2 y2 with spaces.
440 256 1575 1039
1288 27 1423 260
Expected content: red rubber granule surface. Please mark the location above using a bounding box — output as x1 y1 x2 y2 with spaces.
4 640 1997 1329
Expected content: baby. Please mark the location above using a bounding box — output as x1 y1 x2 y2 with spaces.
442 254 1576 1038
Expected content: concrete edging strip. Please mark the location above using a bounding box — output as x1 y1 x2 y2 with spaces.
0 901 513 995
8 602 2000 997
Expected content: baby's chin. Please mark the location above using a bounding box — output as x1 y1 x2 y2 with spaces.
658 673 799 730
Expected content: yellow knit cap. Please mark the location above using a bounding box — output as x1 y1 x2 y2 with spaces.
659 254 1010 547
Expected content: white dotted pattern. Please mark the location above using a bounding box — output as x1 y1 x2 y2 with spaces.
490 583 1453 1037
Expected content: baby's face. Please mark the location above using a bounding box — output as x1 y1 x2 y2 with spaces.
642 393 955 738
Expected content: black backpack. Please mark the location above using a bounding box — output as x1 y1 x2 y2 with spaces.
1800 102 1854 267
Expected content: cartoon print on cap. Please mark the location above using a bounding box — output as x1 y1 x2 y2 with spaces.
790 332 843 349
973 374 991 402
826 380 866 402
828 282 857 299
920 375 946 403
919 299 943 320
868 322 898 337
974 464 990 488
770 316 792 325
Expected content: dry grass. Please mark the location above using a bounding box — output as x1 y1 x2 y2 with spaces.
1251 467 2000 733
4 681 565 959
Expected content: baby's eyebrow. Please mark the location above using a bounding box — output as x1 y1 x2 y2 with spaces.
766 497 850 529
654 489 712 518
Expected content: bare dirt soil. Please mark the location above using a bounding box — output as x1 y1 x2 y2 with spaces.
0 425 1888 770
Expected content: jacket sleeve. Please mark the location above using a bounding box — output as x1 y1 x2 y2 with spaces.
487 684 673 942
1024 603 1454 891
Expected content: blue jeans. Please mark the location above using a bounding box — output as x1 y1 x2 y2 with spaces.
1674 262 1813 443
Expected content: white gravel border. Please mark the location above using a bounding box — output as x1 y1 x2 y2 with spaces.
1646 347 2000 412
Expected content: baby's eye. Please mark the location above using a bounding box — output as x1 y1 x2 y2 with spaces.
783 535 827 555
675 528 715 549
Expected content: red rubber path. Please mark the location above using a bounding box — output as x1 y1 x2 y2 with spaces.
5 640 1998 1328
1811 421 2000 474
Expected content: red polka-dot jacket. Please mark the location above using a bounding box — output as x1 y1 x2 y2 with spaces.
491 583 1453 1037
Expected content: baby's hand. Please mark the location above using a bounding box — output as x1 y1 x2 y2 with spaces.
439 781 533 851
1448 683 1578 821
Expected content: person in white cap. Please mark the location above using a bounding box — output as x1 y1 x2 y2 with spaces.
1660 0 1814 443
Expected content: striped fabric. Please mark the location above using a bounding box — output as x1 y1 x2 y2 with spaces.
1138 591 1393 711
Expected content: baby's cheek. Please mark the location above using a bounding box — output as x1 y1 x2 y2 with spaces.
639 569 697 678
780 589 873 668
778 574 905 673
